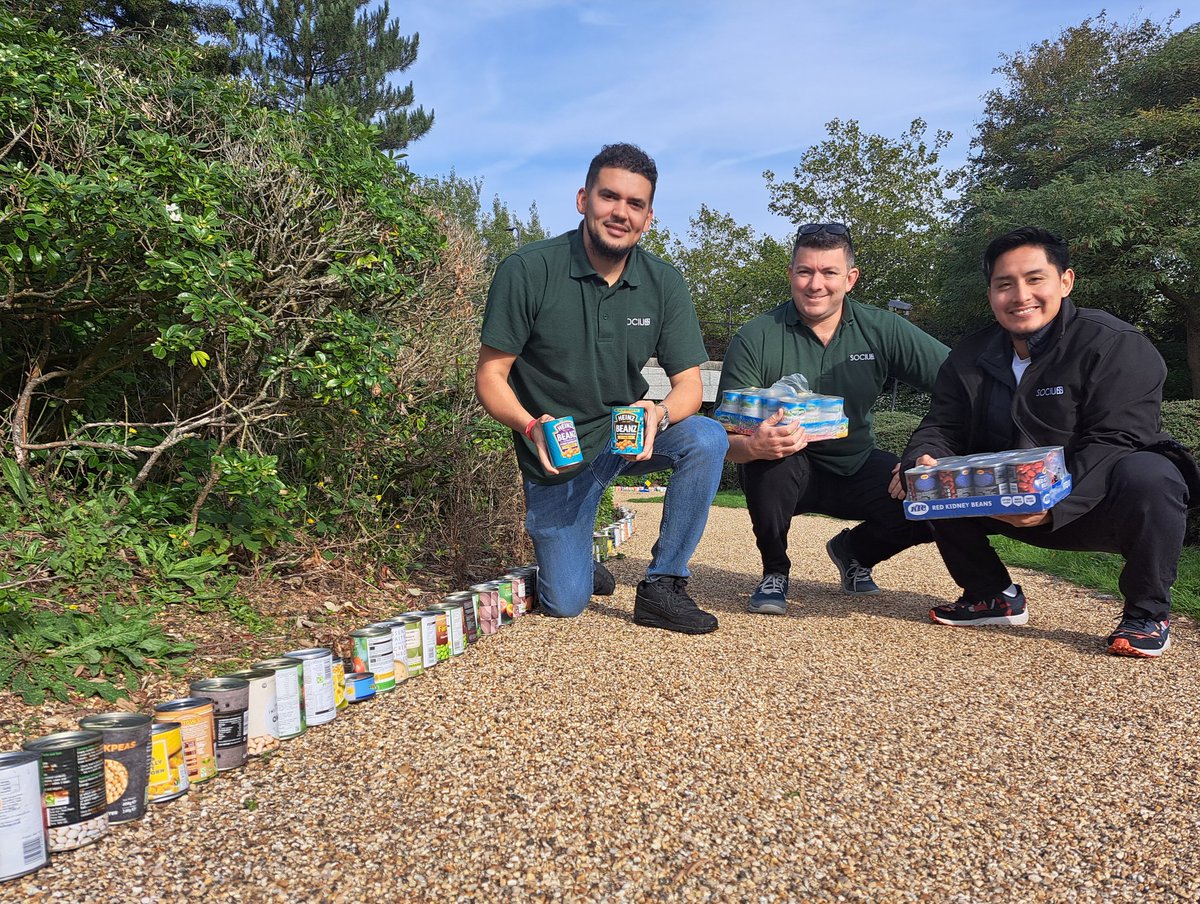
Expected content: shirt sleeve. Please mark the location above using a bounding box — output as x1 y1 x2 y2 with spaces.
653 270 708 376
716 330 766 399
480 253 536 355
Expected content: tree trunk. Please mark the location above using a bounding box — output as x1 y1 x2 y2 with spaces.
1165 290 1200 399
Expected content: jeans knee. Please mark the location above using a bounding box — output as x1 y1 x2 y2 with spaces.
686 416 730 464
538 592 590 618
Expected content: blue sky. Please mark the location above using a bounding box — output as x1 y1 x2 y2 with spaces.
399 1 1196 243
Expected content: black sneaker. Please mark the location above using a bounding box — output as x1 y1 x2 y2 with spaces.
748 573 788 615
593 562 616 596
1107 617 1170 658
825 529 880 595
633 577 718 635
930 585 1028 627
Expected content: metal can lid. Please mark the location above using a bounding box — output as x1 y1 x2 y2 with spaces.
151 721 183 735
251 657 303 671
79 712 153 731
23 729 103 752
350 626 390 637
223 668 274 681
190 677 250 692
0 750 41 767
281 647 332 660
468 582 498 591
345 672 375 681
442 592 473 603
153 696 214 713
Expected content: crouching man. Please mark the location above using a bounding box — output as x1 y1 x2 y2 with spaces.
895 226 1198 657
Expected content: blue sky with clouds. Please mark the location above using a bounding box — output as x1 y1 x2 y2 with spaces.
399 1 1196 243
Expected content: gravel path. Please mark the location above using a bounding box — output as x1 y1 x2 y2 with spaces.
9 501 1200 903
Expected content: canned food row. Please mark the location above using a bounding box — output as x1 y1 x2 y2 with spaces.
1 565 539 882
593 505 637 563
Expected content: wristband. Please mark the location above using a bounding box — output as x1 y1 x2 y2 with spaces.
524 417 538 440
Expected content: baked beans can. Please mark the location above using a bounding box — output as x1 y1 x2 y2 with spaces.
542 416 583 469
369 620 410 684
152 697 217 784
442 592 478 644
398 615 425 676
331 657 347 710
503 572 528 617
350 627 395 692
147 721 189 803
77 712 152 824
471 582 501 636
225 669 281 756
283 647 336 726
251 657 306 739
611 406 646 455
344 672 376 703
0 750 49 881
22 731 109 853
189 678 249 772
428 603 465 656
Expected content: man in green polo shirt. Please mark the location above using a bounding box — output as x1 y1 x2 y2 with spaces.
719 223 948 614
475 143 728 634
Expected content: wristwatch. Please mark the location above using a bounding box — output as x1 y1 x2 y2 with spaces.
655 402 670 431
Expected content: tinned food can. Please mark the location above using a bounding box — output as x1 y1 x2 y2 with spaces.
0 750 49 881
331 656 347 710
442 592 478 644
351 627 395 693
494 578 515 626
251 657 306 739
611 406 646 455
77 712 152 824
428 603 465 656
414 609 450 662
471 582 501 636
399 615 425 677
189 678 249 772
152 697 217 784
147 721 189 803
413 609 440 668
344 672 377 703
502 573 529 618
225 668 281 756
369 620 410 685
282 647 336 727
22 731 109 852
518 564 540 610
541 416 583 469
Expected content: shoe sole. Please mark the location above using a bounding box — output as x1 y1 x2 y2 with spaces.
632 611 719 635
825 536 881 595
1107 635 1171 658
747 599 786 616
929 609 1029 627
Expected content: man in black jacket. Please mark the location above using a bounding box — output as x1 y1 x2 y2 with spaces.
896 226 1195 658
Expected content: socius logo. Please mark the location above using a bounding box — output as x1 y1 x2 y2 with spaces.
848 353 876 362
1035 386 1065 397
627 317 651 327
907 502 930 516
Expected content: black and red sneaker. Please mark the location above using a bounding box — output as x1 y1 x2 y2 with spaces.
930 585 1028 627
1107 617 1171 658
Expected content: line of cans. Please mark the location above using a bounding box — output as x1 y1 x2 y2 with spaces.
593 505 638 563
716 387 849 441
0 564 539 882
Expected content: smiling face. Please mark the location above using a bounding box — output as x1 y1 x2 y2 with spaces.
987 244 1075 340
577 166 653 264
789 246 859 330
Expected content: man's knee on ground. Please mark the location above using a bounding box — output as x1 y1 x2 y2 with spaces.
1108 452 1188 515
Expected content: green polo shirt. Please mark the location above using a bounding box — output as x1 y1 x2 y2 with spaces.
718 298 948 476
481 225 707 484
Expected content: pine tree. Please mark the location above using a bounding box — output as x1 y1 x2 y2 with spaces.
233 0 432 151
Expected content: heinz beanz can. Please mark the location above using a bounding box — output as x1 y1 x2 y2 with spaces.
0 751 48 881
189 678 249 772
251 657 305 739
77 712 152 824
351 627 395 693
225 668 280 756
147 721 188 804
22 731 108 853
611 406 646 455
283 647 336 727
542 417 583 469
152 698 217 784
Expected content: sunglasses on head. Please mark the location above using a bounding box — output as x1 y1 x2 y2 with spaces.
796 223 852 241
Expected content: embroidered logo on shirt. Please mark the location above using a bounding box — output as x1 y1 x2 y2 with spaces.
627 317 651 327
1035 386 1065 397
848 353 876 362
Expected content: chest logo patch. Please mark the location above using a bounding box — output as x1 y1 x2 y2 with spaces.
1034 386 1065 397
848 353 876 362
628 317 651 327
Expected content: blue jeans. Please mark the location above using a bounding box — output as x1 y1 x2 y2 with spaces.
524 415 728 617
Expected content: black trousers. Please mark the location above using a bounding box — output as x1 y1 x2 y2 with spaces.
741 448 934 576
929 451 1188 621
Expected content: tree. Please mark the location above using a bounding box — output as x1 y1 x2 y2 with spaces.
13 0 233 60
939 15 1200 393
233 0 432 151
764 118 961 311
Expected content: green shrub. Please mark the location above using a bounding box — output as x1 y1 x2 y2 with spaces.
872 411 923 457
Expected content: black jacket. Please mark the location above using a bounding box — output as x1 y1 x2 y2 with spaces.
904 298 1193 529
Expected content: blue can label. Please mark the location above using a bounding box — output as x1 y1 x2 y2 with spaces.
542 417 583 468
611 407 645 455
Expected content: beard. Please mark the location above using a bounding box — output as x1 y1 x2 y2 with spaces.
586 220 635 263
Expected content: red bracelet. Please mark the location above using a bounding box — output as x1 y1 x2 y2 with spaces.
524 418 538 440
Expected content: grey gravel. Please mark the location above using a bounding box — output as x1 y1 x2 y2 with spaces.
9 501 1200 902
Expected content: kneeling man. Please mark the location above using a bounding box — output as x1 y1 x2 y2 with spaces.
897 226 1197 658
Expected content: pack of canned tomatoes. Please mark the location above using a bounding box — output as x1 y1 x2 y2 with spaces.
903 446 1072 521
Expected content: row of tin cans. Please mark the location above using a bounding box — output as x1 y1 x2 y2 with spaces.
716 387 849 441
593 506 637 563
1 565 540 882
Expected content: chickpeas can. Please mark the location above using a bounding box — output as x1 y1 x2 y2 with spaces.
147 721 189 803
224 668 281 756
152 697 217 784
22 731 109 853
428 603 465 656
350 627 395 693
251 657 306 739
368 620 410 685
442 592 478 644
189 678 250 772
77 712 152 824
283 647 337 727
0 751 49 881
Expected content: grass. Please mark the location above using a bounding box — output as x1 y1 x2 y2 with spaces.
643 488 1200 620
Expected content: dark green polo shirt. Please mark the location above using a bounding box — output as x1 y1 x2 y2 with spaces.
481 225 707 484
718 298 948 476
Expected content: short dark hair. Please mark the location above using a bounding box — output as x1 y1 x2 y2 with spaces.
792 227 855 269
982 226 1069 281
585 143 658 201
